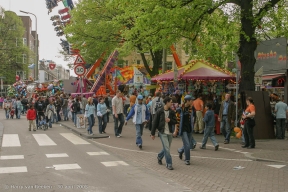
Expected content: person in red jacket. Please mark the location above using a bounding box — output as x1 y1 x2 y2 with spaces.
27 105 37 131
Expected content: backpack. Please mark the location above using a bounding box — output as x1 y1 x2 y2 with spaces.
154 97 163 112
37 102 44 112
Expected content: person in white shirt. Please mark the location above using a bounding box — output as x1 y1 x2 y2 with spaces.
112 90 124 137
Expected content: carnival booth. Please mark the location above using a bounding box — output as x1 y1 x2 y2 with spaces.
151 59 235 134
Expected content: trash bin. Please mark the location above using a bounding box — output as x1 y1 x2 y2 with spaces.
76 114 85 129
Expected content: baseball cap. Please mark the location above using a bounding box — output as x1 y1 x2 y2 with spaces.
184 95 195 100
137 95 144 100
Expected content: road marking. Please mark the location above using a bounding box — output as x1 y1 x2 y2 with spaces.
60 133 90 145
2 134 21 147
0 166 27 174
267 165 286 169
33 134 57 146
101 161 129 167
87 152 109 156
92 141 252 162
46 153 69 158
0 155 24 160
53 164 81 170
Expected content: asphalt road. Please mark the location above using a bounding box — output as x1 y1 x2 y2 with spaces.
0 112 190 192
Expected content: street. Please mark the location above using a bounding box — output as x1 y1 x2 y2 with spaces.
0 110 288 192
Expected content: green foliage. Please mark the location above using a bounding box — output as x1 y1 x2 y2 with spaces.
0 11 32 84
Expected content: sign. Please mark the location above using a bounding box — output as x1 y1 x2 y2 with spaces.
49 63 56 70
226 84 238 89
254 76 262 85
74 64 86 76
74 55 86 65
133 67 143 86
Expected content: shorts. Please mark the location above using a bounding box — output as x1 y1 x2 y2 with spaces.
0 102 3 107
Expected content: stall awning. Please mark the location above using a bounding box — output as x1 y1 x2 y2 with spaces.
151 68 185 81
181 67 235 80
262 74 285 80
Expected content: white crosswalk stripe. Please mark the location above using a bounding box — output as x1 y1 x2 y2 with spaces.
101 161 129 167
0 166 27 174
46 153 69 158
60 133 90 145
87 152 109 156
52 164 81 170
32 134 57 146
2 134 21 147
0 155 24 160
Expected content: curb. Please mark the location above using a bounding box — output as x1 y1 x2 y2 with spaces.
59 123 109 139
244 152 288 164
0 122 3 148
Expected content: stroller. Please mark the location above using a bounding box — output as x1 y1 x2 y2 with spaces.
37 113 48 131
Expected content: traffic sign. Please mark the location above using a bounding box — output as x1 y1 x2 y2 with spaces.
74 64 86 76
226 84 238 89
74 55 86 65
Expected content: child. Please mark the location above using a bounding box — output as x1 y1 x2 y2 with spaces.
10 107 15 119
200 103 219 151
26 105 37 131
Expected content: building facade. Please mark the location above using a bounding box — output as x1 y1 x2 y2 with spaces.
39 59 70 83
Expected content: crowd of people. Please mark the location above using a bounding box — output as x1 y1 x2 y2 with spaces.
0 90 259 171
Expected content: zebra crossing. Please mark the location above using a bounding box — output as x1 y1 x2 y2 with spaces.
0 133 129 174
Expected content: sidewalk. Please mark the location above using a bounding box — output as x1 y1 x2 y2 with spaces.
60 117 288 163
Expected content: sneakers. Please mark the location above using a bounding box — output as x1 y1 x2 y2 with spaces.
199 146 206 149
33 129 36 131
215 145 219 151
178 152 183 160
117 135 121 138
138 144 142 149
224 140 229 144
185 161 190 165
157 157 162 165
166 165 174 170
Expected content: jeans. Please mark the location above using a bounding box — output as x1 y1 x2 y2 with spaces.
158 133 173 166
113 113 125 136
5 110 9 119
178 132 192 161
73 111 81 125
124 104 130 116
220 116 231 141
62 107 68 121
57 109 61 121
276 118 286 139
135 124 144 145
201 126 218 147
17 108 21 119
48 118 52 128
243 119 255 147
98 114 107 133
190 134 197 149
87 114 95 134
53 113 58 123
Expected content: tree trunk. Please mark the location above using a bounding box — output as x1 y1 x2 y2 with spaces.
139 49 162 77
237 0 257 92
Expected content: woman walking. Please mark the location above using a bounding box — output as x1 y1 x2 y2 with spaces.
242 97 256 149
85 97 96 135
97 97 108 134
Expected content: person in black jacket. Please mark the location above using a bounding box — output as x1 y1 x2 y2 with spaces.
151 97 177 170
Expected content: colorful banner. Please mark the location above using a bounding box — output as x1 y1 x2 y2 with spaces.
133 67 143 86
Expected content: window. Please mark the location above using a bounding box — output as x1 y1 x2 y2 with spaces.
23 38 27 46
166 61 172 70
23 54 27 64
137 60 141 64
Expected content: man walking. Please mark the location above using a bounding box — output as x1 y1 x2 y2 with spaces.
177 95 196 165
125 95 150 149
151 92 163 119
218 93 235 144
193 94 204 134
151 97 177 170
274 98 288 139
112 90 125 137
62 95 69 121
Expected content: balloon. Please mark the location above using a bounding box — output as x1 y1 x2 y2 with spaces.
236 131 242 138
234 127 241 133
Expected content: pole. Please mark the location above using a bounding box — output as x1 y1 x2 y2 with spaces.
235 56 239 126
80 77 83 97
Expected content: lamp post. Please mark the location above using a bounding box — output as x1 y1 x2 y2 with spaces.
232 57 240 126
20 10 38 81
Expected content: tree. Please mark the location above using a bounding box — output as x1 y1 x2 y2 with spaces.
64 0 164 77
0 11 32 84
116 0 284 91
